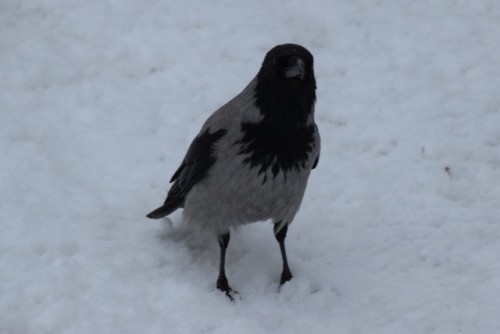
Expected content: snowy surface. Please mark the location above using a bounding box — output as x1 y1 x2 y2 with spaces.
2 1 500 333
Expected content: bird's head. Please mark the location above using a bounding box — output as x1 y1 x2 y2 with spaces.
258 43 315 84
255 43 316 123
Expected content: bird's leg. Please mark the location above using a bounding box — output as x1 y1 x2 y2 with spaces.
274 222 293 285
216 232 236 300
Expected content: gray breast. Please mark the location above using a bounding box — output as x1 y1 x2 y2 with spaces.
183 130 317 235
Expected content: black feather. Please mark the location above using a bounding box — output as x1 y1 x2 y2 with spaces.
236 44 317 179
237 122 316 178
312 154 319 169
147 128 227 219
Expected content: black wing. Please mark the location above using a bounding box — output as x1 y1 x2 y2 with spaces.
312 124 320 169
146 128 228 219
312 154 319 169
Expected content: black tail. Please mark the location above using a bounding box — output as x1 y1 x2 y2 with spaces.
146 199 183 219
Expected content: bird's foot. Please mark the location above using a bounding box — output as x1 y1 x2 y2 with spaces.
280 269 293 286
216 276 239 301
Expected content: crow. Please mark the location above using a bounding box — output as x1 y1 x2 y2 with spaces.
147 43 320 299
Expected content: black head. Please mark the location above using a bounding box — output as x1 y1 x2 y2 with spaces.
260 43 315 81
255 43 316 124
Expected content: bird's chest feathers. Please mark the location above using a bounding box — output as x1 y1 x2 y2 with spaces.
235 120 315 179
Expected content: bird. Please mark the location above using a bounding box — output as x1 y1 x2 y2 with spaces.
147 43 320 299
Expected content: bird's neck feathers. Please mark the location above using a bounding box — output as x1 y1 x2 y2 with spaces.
235 74 317 179
254 72 316 126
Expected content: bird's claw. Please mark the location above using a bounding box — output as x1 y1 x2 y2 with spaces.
280 270 293 286
217 277 239 301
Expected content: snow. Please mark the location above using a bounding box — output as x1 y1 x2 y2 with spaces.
2 0 500 333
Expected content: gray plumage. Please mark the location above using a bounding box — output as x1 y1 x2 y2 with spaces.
147 43 320 298
184 79 319 234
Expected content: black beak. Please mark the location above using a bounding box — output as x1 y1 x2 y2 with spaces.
282 56 305 80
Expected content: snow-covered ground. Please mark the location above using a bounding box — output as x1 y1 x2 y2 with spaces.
2 1 500 333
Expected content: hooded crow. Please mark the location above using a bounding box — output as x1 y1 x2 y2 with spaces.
147 43 320 299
